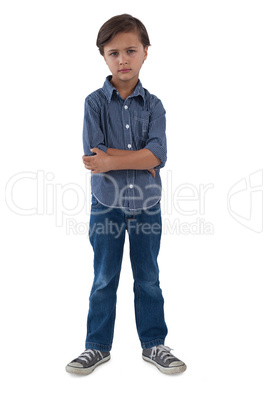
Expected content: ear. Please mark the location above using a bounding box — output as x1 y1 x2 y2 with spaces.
143 46 149 61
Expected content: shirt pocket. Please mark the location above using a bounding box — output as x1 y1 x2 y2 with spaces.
132 111 150 144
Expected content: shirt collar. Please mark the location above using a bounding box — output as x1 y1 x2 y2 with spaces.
102 75 145 103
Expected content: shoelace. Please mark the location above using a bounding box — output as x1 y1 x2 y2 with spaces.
150 345 174 363
78 349 103 363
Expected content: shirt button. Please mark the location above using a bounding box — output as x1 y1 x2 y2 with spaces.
126 124 130 129
124 105 128 110
128 144 132 148
129 184 133 189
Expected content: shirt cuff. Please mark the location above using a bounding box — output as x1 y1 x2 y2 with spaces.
96 144 108 153
144 142 167 169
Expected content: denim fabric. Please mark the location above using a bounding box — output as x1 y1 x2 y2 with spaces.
85 195 168 352
83 76 167 211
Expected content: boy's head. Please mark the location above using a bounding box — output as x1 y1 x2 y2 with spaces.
96 14 151 56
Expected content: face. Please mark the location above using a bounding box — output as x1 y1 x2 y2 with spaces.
103 31 148 87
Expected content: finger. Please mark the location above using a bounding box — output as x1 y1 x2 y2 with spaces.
84 162 92 169
149 168 156 178
83 155 92 162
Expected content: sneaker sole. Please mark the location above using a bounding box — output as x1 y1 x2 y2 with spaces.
65 355 111 375
142 356 187 375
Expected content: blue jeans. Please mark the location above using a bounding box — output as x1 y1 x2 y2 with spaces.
85 195 168 352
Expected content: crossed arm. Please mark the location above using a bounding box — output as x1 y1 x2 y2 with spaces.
83 147 161 178
82 97 166 177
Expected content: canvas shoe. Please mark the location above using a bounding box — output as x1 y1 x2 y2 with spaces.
142 345 187 374
66 349 110 375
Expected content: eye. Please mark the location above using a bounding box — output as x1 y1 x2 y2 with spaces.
127 49 135 54
110 52 118 57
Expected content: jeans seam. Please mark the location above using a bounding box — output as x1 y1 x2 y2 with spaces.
130 250 140 335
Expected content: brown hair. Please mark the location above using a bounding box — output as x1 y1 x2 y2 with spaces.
96 14 151 56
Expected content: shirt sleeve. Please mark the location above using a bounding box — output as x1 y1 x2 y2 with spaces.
82 97 108 156
144 99 167 169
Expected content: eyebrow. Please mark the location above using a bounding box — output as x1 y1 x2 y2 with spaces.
107 46 138 52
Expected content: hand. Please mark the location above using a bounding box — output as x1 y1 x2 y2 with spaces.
147 168 156 178
82 148 111 173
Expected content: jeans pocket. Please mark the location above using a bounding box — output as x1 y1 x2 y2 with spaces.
91 194 102 209
144 200 161 215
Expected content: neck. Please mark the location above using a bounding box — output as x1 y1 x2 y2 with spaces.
110 76 139 100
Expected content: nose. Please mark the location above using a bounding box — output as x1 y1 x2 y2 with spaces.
119 54 128 65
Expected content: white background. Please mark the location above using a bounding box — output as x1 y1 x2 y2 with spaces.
1 0 267 400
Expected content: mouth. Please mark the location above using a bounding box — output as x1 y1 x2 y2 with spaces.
119 69 131 73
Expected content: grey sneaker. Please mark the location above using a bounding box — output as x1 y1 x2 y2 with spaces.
142 345 187 374
65 349 110 375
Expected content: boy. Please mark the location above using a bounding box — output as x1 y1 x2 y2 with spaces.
66 14 186 375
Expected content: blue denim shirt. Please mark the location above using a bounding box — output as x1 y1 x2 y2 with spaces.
83 76 167 211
